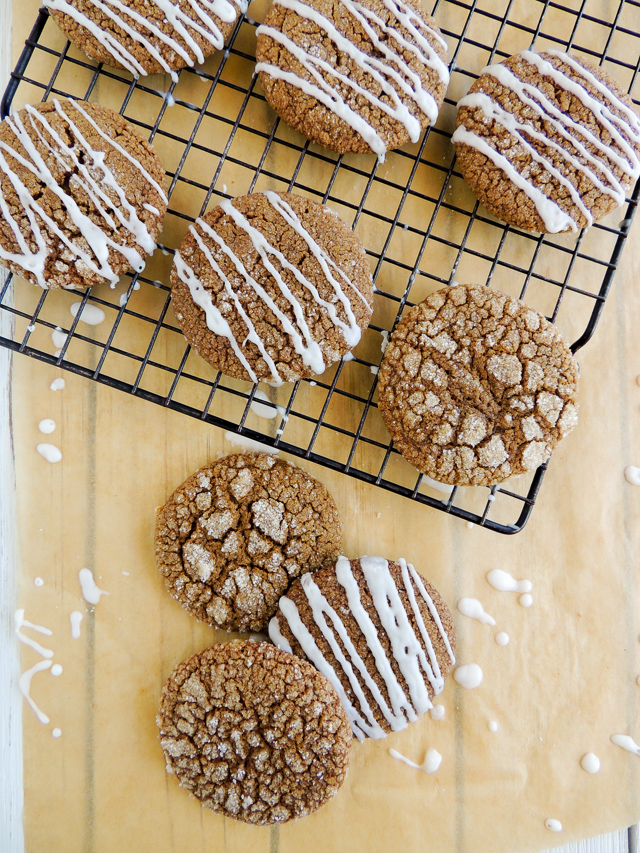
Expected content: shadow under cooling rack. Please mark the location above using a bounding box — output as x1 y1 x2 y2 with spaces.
1 0 640 533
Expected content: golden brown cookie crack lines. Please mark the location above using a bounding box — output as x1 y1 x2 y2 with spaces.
378 284 579 486
155 453 342 631
157 641 352 825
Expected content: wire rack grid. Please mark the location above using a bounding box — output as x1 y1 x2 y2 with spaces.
0 0 639 534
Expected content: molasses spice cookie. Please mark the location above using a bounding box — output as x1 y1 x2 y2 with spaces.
45 0 248 80
377 284 580 486
155 453 343 632
171 191 374 383
270 556 456 740
453 50 640 233
0 98 167 289
255 0 449 160
157 641 352 824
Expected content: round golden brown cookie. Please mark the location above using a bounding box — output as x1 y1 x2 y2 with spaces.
269 556 456 740
171 191 374 383
453 49 640 233
45 0 246 78
255 0 449 159
377 284 580 486
155 452 343 631
0 98 167 290
157 641 352 824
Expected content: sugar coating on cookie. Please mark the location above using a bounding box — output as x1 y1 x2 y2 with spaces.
155 453 343 631
171 191 374 383
269 556 456 740
0 98 167 290
453 50 640 233
377 284 580 486
157 641 352 824
45 0 248 80
255 0 449 160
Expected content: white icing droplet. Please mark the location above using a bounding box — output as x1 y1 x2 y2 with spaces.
19 659 52 724
380 330 389 353
488 720 498 732
453 663 483 689
429 704 445 721
51 328 68 350
624 466 640 486
370 365 379 375
545 818 563 833
70 301 106 325
224 432 279 455
78 569 109 605
389 747 442 774
611 733 640 755
495 631 509 646
50 664 63 677
122 571 130 576
38 418 56 434
580 752 600 773
34 577 44 587
457 597 496 626
49 378 65 391
519 593 533 607
421 474 454 496
250 390 278 419
52 728 62 738
486 569 532 593
37 443 62 463
342 351 356 362
70 610 83 639
15 609 54 658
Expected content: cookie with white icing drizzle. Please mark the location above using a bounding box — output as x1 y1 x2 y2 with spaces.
45 0 248 81
157 641 352 824
0 98 167 290
377 284 580 486
155 452 343 632
453 50 640 233
170 191 374 383
255 0 449 160
269 556 456 740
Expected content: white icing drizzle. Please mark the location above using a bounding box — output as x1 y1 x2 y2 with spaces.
15 609 54 659
486 569 532 593
223 432 279 454
174 193 368 382
44 0 247 82
453 50 640 232
79 568 108 604
457 597 496 626
269 555 455 741
256 0 449 160
250 389 278 419
19 659 52 724
389 746 442 774
0 98 163 288
610 733 640 755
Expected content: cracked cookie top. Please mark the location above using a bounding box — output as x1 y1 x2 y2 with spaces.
0 98 167 289
155 452 343 631
377 284 579 486
157 640 352 824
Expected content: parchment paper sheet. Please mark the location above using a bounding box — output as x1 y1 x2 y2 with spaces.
8 0 640 850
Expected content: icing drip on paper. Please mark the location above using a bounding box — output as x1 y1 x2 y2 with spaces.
44 0 247 82
19 660 52 724
269 555 455 741
37 443 62 463
452 50 640 232
486 569 532 594
0 98 164 288
70 610 84 638
545 818 562 833
429 704 445 721
50 378 65 391
15 609 54 659
610 733 640 755
580 752 600 773
453 662 483 689
389 747 442 774
79 568 109 604
457 597 495 625
256 0 449 160
174 192 369 383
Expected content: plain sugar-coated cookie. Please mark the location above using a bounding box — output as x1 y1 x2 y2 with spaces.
171 191 374 383
255 0 449 159
155 452 343 632
0 98 167 289
377 284 579 486
157 641 352 824
45 0 247 78
453 49 640 233
269 556 456 740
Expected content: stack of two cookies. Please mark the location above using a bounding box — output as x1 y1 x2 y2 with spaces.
154 451 457 825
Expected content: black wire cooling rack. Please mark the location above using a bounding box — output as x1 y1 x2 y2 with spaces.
1 0 639 534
